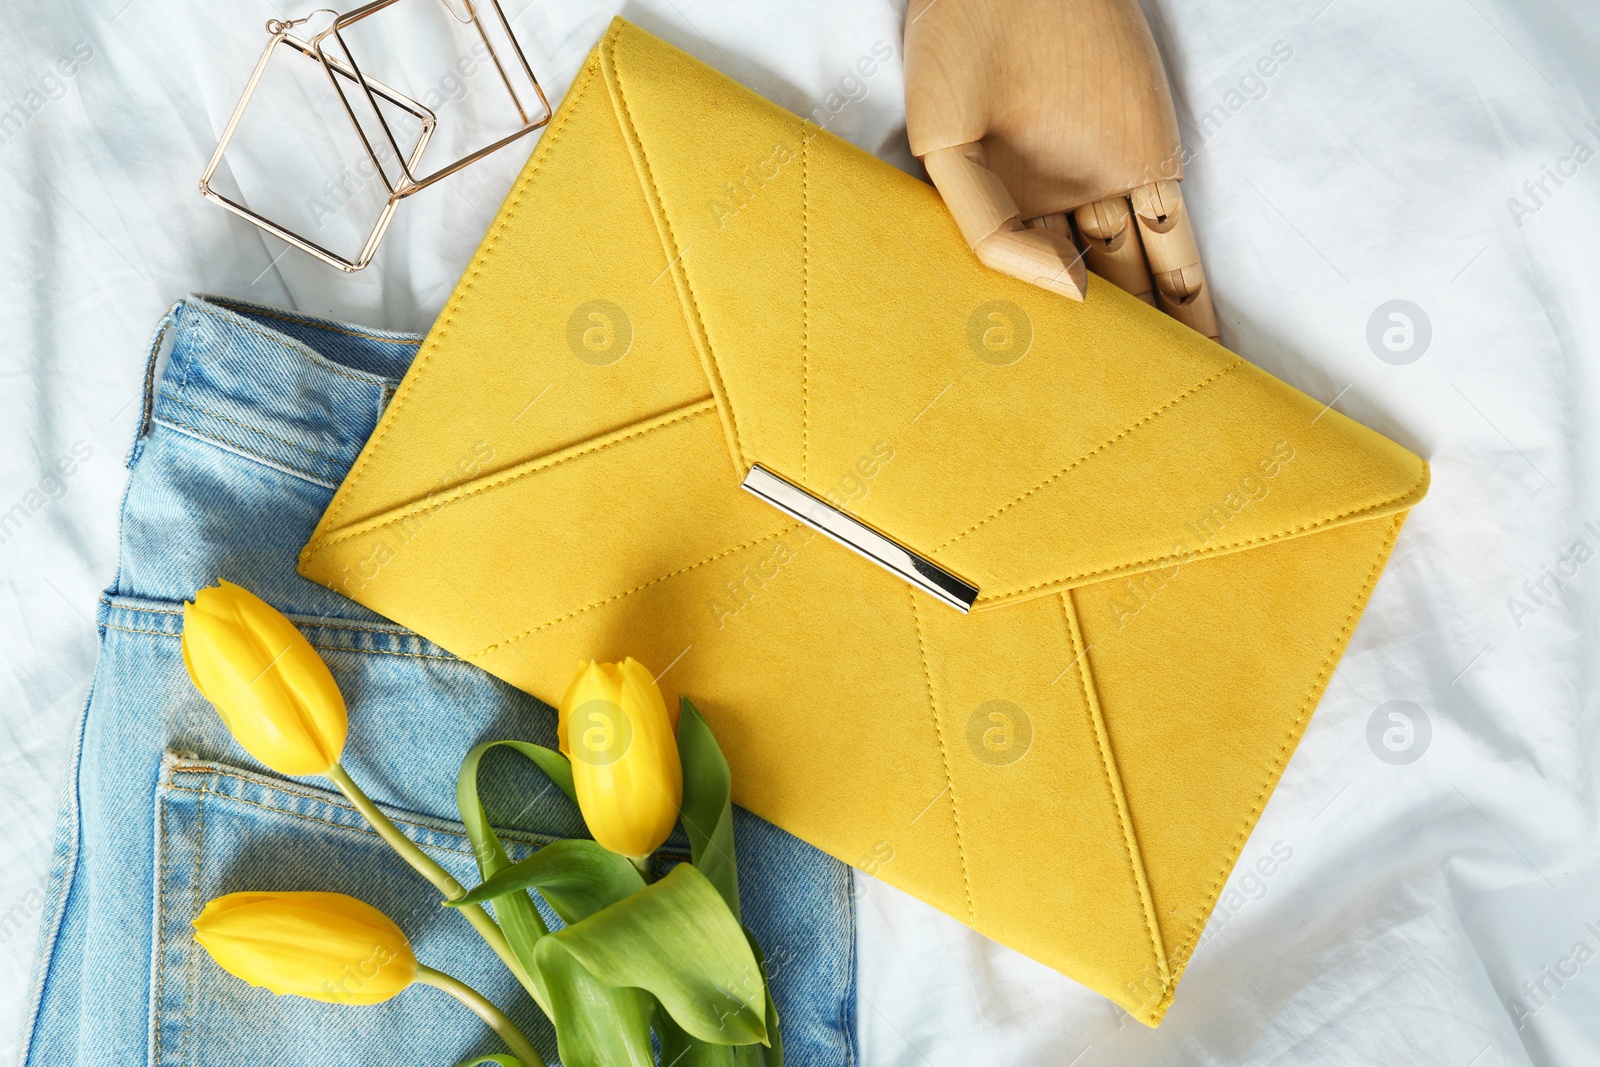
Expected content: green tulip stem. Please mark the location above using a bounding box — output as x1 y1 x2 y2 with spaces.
416 966 546 1067
326 763 465 896
325 763 536 995
628 854 653 883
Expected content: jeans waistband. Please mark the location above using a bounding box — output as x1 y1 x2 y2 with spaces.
150 296 421 489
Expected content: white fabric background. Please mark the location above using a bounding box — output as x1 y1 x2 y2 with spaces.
2 0 1598 1063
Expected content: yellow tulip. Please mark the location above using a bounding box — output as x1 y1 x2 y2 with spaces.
558 658 682 859
182 580 347 777
193 891 417 1005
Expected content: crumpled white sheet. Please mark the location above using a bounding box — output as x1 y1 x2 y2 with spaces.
3 0 1598 1063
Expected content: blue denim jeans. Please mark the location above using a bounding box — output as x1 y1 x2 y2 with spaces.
20 296 856 1067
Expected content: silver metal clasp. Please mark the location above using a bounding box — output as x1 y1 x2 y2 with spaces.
741 465 979 613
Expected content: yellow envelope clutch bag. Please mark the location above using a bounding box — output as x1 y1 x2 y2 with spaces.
300 18 1428 1025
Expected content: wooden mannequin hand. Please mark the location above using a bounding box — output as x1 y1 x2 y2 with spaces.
905 0 1221 341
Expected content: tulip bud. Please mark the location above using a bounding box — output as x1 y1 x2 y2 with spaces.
193 891 417 1005
182 580 347 777
558 658 682 859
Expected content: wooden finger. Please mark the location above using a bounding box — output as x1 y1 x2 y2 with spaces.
975 223 1087 300
1130 180 1220 342
1068 198 1155 305
922 141 1022 247
923 143 1086 300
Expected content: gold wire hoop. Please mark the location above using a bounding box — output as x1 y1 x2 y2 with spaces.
200 0 551 272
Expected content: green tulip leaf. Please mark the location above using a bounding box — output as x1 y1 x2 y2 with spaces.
657 1012 776 1067
453 1058 524 1067
458 740 655 1067
448 839 645 923
469 739 578 807
678 698 740 919
457 741 555 994
537 864 766 1046
673 698 783 1059
656 1008 729 1067
655 927 783 1067
538 941 656 1067
745 928 784 1067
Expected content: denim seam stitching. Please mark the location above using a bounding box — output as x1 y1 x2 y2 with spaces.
153 775 169 1067
164 781 508 857
209 301 419 347
103 599 183 615
305 620 427 636
842 867 858 1065
169 759 601 847
102 622 461 662
101 604 178 620
306 645 457 664
160 393 342 463
130 304 178 466
16 687 94 1067
107 600 420 637
171 765 385 821
153 415 338 489
184 782 209 1067
103 624 184 638
175 325 197 402
186 304 388 385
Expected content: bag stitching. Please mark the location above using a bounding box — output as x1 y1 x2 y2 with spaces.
909 591 975 923
317 52 602 536
1157 511 1406 1015
1060 591 1170 1001
468 526 795 657
307 400 717 553
802 125 810 485
604 28 749 470
982 470 1427 603
935 361 1241 552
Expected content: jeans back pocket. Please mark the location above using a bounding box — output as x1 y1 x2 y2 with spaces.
154 755 554 1066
